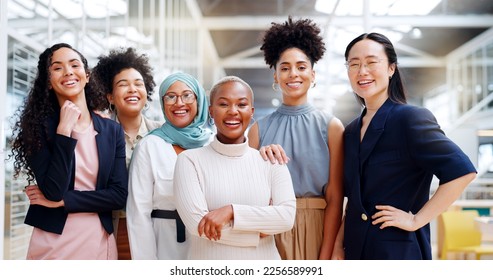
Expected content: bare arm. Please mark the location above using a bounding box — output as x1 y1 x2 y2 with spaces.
248 122 290 164
319 118 345 260
372 172 476 231
331 212 345 260
247 122 260 149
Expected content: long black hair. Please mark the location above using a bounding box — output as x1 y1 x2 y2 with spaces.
344 32 407 106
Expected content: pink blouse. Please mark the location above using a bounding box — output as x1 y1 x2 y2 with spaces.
27 123 117 260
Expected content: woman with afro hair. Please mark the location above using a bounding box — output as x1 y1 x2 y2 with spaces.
248 16 344 260
10 43 128 259
91 47 163 259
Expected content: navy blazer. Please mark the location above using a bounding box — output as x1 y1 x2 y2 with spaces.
343 99 476 260
24 111 128 235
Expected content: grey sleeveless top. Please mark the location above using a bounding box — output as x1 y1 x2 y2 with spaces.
257 103 333 197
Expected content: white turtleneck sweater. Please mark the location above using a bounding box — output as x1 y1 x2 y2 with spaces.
173 136 296 260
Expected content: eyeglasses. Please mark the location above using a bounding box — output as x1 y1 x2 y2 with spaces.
163 92 196 105
345 58 385 72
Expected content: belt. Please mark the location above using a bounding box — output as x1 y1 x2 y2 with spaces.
151 209 186 243
296 197 327 209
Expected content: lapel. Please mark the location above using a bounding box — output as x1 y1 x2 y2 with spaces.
344 117 365 208
359 98 394 166
346 117 362 169
92 112 103 189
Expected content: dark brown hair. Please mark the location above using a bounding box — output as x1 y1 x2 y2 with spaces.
9 43 105 182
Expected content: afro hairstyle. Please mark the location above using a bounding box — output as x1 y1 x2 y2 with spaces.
260 16 326 69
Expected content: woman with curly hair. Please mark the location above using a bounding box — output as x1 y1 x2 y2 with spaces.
91 47 163 259
248 16 344 260
10 43 128 259
91 47 163 169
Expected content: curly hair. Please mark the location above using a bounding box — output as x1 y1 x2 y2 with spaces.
9 43 106 183
91 47 155 109
260 16 326 69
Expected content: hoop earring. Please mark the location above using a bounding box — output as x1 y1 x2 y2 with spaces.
311 82 316 88
272 82 280 92
109 103 115 114
208 114 215 126
144 102 150 111
249 116 256 126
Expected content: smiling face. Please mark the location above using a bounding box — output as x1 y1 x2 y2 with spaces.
48 47 89 105
346 39 395 107
209 81 254 144
163 80 198 128
274 47 315 106
107 68 148 118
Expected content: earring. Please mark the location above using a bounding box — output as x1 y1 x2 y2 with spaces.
109 103 115 114
272 82 280 92
311 82 317 88
249 116 256 126
144 102 150 111
389 75 393 80
208 114 215 126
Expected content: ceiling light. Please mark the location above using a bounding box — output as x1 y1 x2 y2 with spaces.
410 28 422 39
315 0 442 16
387 0 441 16
478 130 493 137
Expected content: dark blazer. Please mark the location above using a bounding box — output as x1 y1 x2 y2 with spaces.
343 98 476 260
24 111 128 235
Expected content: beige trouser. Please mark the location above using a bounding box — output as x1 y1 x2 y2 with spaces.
275 197 326 260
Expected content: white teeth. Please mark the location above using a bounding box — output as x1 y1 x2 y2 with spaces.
225 121 240 125
358 80 373 85
174 110 186 114
126 97 139 102
287 82 301 86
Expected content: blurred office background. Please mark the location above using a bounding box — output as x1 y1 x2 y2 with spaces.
1 0 493 260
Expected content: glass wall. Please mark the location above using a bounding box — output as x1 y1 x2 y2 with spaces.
447 29 493 121
439 28 493 202
4 43 39 260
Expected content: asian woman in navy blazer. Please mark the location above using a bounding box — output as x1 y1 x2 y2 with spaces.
10 43 128 259
331 33 477 260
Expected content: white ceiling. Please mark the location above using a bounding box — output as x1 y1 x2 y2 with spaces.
6 0 493 124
